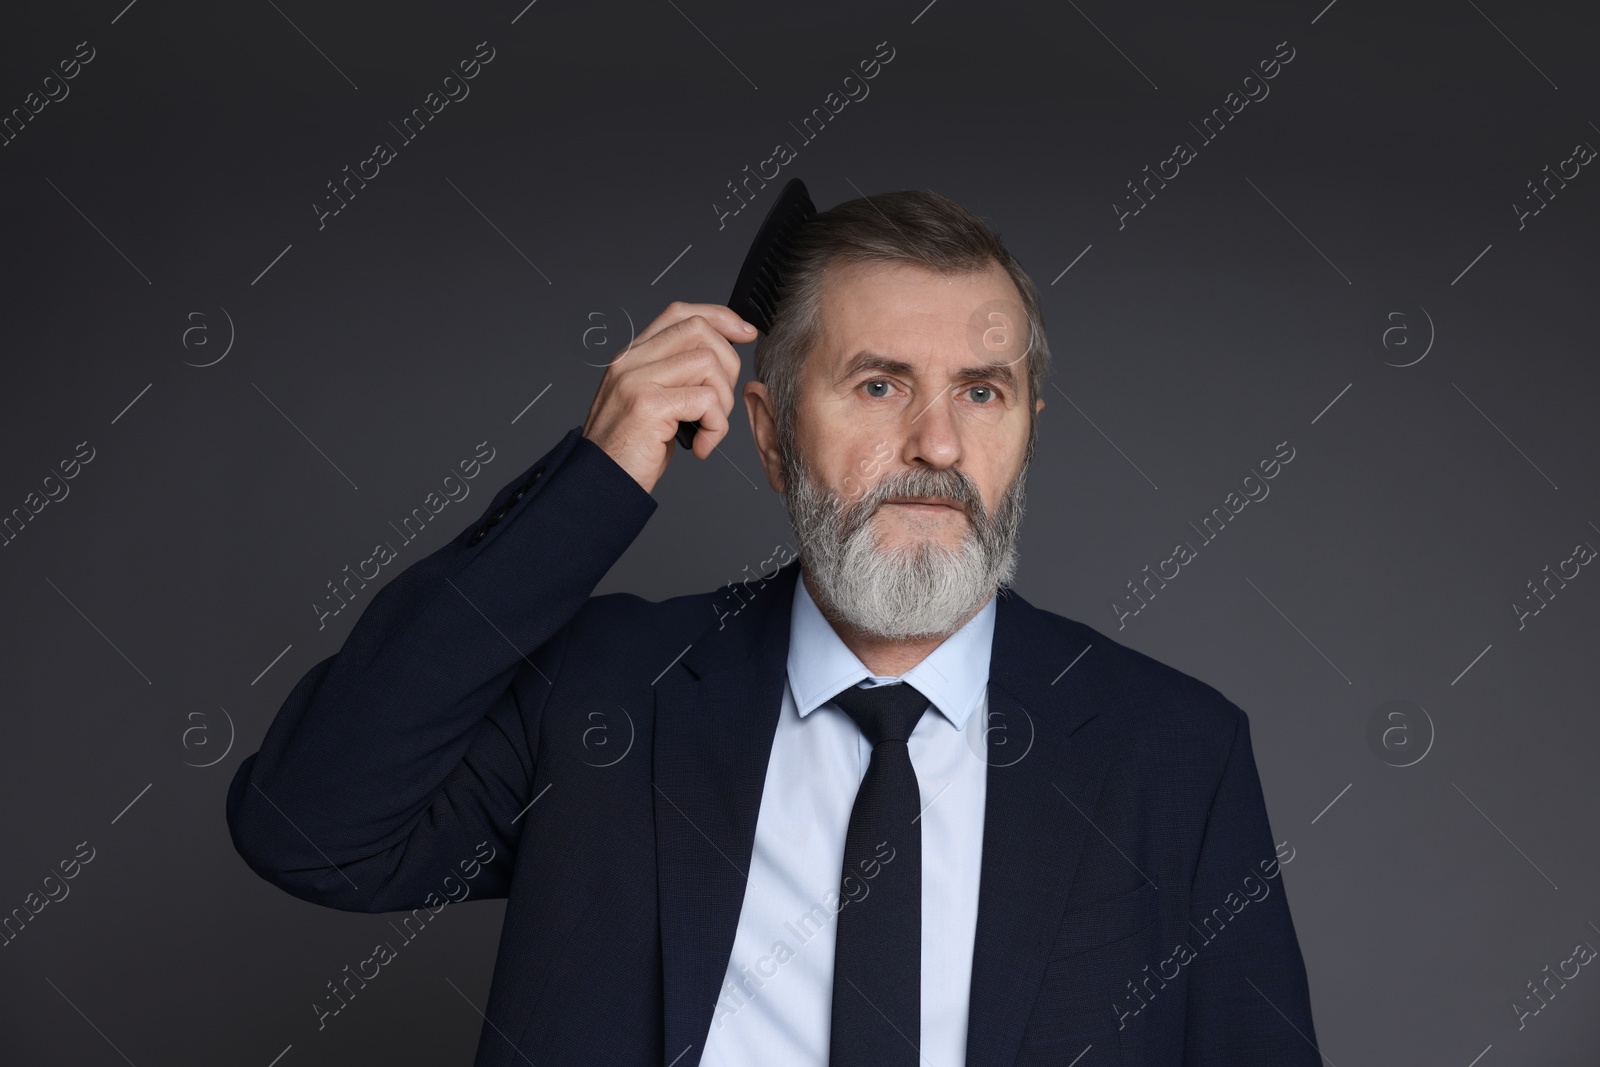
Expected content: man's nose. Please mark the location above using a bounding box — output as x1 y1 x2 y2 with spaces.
900 386 963 469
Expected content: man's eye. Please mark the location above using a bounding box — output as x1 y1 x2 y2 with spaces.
966 385 998 404
862 380 892 398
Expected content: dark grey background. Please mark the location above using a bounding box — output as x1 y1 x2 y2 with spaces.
2 0 1597 1063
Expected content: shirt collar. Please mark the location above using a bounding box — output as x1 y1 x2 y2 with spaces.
786 566 996 732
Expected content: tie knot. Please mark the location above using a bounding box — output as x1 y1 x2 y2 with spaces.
830 681 930 747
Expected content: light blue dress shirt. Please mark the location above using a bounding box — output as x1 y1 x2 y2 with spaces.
698 573 996 1067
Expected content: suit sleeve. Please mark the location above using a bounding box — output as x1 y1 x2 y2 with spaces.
225 425 657 913
1182 708 1322 1066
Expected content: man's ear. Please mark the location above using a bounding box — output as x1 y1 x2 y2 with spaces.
1035 396 1045 414
743 381 786 492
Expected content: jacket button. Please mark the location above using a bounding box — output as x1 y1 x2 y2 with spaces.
468 528 487 546
510 485 527 502
530 465 546 482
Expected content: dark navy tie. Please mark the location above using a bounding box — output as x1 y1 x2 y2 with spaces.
828 680 930 1067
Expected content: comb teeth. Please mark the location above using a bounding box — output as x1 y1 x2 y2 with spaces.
728 179 817 332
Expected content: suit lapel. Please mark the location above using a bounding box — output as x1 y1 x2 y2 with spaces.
653 558 801 1065
964 589 1108 1067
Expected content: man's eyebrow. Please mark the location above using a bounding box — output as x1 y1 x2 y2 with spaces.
839 350 1021 390
958 359 1020 390
839 350 915 380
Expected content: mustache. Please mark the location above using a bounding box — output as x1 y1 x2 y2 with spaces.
839 467 984 537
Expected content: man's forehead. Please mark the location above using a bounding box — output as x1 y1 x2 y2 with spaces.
811 261 1030 380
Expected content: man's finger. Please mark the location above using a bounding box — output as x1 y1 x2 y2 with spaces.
632 302 757 351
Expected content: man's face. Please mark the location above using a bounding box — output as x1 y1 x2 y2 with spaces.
773 260 1040 546
745 258 1045 638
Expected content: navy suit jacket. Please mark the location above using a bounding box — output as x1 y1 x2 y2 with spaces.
227 425 1320 1066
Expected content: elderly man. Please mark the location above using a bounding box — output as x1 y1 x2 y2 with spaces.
228 188 1320 1066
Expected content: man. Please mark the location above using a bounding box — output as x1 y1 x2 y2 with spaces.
227 189 1320 1066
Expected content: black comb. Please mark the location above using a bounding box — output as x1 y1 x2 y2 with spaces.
674 177 817 450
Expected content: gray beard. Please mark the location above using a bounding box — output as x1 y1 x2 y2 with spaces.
779 443 1029 640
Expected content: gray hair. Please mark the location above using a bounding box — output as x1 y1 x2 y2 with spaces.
752 188 1051 468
